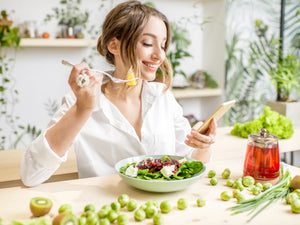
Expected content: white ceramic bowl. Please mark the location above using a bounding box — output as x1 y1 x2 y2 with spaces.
115 155 206 192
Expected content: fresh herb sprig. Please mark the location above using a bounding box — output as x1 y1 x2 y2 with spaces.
229 166 291 222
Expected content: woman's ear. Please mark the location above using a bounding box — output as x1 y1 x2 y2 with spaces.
107 37 120 55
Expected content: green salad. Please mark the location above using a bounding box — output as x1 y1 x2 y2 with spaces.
119 156 204 180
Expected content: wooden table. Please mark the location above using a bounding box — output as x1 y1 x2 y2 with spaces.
0 127 299 188
0 148 300 224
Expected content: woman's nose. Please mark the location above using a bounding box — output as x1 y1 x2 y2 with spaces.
152 45 165 61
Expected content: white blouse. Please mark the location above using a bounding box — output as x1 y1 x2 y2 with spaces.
20 81 193 187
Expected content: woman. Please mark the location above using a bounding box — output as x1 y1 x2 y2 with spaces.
21 0 216 187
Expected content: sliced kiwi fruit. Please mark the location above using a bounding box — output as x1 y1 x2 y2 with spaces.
30 197 53 217
52 213 78 225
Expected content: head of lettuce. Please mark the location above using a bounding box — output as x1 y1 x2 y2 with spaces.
231 106 294 139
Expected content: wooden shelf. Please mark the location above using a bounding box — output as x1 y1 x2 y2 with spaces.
171 87 222 99
20 38 97 47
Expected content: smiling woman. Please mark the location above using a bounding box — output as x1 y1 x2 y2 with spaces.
20 0 217 187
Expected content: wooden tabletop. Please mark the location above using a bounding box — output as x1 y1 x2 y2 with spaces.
0 126 299 187
0 151 299 224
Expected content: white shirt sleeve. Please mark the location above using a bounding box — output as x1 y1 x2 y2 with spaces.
20 92 75 187
166 90 194 157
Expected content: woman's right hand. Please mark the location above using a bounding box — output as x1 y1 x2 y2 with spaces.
68 62 102 113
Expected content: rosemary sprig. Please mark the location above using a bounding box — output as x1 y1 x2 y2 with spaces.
229 166 291 222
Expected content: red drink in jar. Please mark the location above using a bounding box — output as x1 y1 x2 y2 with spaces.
243 128 280 180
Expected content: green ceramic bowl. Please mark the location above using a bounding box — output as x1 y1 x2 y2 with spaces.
115 155 206 193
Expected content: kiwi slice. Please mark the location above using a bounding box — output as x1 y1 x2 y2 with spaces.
30 197 53 217
52 213 78 225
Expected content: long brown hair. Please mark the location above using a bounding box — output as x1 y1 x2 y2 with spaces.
97 0 173 90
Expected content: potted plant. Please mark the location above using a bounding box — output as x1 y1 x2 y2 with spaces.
268 53 300 102
267 53 300 127
252 19 300 127
44 0 89 38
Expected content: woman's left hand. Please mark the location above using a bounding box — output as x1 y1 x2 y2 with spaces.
184 118 217 149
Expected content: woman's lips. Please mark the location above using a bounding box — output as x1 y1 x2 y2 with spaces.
143 62 159 72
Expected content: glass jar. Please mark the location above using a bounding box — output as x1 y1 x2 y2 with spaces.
243 128 280 181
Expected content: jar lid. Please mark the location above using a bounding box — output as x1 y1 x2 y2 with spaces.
249 128 278 145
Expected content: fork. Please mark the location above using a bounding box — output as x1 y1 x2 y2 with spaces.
61 60 138 84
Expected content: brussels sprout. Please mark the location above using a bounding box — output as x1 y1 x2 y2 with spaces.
126 199 137 211
145 205 158 218
117 194 130 208
58 204 72 214
145 199 159 208
221 168 231 179
153 213 163 225
208 170 216 178
101 205 111 211
117 214 129 225
97 208 109 219
210 177 218 185
107 210 119 223
293 189 300 197
160 200 172 213
236 193 246 202
78 216 87 225
291 199 300 213
220 191 232 201
111 202 121 212
255 182 263 189
233 179 242 189
242 176 255 187
232 189 241 198
134 209 146 221
286 192 300 204
262 183 272 191
84 204 96 212
252 186 261 195
177 198 188 210
86 212 98 225
99 218 110 225
226 179 234 187
236 183 244 191
196 198 206 207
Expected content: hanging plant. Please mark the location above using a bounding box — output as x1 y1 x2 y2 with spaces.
0 10 21 149
0 10 41 150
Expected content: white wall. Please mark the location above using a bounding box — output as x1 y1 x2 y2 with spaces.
1 0 225 148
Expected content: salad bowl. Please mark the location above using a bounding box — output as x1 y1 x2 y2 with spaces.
115 155 206 192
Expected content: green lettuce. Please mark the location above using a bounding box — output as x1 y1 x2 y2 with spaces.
231 106 294 139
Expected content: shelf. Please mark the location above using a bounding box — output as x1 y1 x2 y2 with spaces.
171 87 222 99
20 38 97 47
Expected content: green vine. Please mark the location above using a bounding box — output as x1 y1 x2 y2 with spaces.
0 10 41 150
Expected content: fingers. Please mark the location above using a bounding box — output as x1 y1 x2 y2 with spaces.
69 62 90 88
208 118 217 136
192 121 203 131
184 137 211 149
68 62 101 91
185 118 217 149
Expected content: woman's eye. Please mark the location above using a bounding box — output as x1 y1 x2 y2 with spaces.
143 43 152 47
